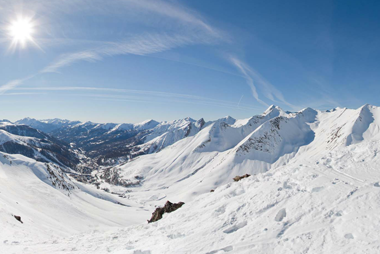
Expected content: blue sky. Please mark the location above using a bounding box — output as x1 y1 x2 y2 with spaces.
0 0 379 123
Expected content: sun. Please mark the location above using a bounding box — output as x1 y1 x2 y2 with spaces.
8 16 35 48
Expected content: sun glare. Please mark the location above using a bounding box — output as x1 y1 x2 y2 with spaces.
8 16 35 48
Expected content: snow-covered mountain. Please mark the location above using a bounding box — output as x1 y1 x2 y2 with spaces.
0 121 80 169
3 104 380 253
16 117 81 133
129 117 205 156
105 105 379 196
17 116 206 166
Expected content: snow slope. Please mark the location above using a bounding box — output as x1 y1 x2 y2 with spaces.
0 152 149 253
3 104 380 253
103 105 316 199
130 117 205 155
7 132 380 253
106 105 380 200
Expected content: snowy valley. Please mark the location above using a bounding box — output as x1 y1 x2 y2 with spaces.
2 104 380 253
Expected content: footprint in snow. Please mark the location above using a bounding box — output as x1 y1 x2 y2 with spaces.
206 246 234 253
344 233 354 239
223 221 247 234
133 250 151 254
275 208 286 222
283 182 292 189
167 232 185 239
214 205 226 215
311 186 324 193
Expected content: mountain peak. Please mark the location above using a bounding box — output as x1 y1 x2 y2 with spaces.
183 117 196 122
263 105 283 116
19 117 35 121
218 116 236 125
133 119 160 130
360 104 378 111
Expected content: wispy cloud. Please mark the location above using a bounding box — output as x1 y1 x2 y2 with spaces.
91 96 258 111
41 51 101 73
0 92 46 96
0 0 223 93
0 0 220 34
122 0 221 36
15 86 213 100
229 56 296 109
0 80 23 95
229 57 268 107
0 75 35 95
237 95 244 109
41 33 205 73
14 86 260 111
0 31 215 92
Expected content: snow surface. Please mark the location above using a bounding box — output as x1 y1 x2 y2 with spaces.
0 153 148 254
131 117 204 155
16 118 81 132
107 119 160 134
3 104 380 253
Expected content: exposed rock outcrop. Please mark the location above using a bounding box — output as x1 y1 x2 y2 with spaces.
233 174 251 182
148 201 185 223
14 215 23 224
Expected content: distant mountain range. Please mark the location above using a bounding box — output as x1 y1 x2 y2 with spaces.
0 121 79 169
6 104 379 186
13 116 206 170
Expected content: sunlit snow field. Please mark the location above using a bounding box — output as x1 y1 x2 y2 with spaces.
2 105 380 253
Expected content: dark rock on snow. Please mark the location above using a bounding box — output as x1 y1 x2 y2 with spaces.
233 174 251 182
14 215 23 224
148 201 185 223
